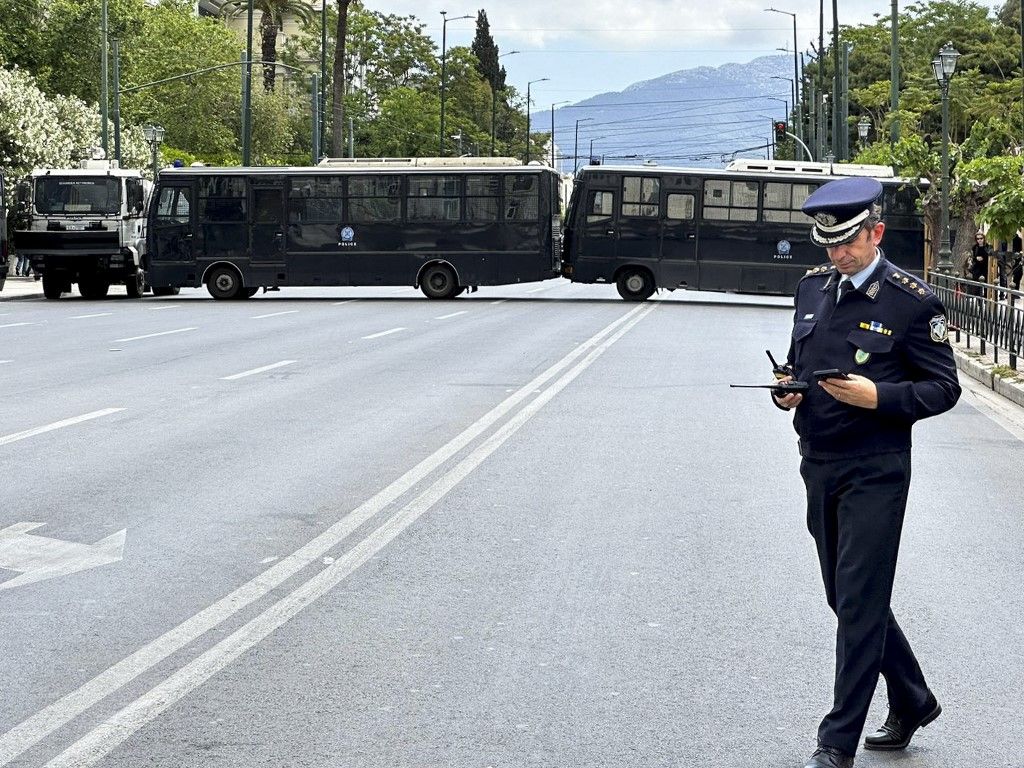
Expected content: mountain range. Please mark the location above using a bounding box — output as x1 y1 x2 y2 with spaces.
539 55 794 173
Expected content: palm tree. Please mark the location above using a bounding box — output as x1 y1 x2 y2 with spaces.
220 0 315 92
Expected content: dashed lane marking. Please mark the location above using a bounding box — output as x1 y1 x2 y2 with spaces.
220 361 297 381
71 313 113 319
0 409 125 448
434 311 468 320
362 327 406 340
112 328 196 343
251 311 299 319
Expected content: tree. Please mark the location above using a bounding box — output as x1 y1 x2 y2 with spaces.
471 10 503 91
0 0 46 73
331 0 352 156
220 0 315 92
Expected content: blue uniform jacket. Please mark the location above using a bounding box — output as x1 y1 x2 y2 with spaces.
784 252 961 459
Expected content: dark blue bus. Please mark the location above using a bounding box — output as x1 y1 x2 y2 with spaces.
145 158 563 300
562 160 925 300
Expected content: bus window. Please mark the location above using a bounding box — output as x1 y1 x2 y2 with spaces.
408 175 460 221
254 188 283 223
884 186 916 216
466 175 501 222
703 179 758 222
763 182 817 224
621 176 660 218
288 176 343 223
349 175 400 222
155 187 190 223
666 193 695 221
586 190 614 224
199 176 246 222
505 174 539 221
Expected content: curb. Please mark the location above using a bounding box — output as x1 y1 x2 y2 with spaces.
951 342 1024 409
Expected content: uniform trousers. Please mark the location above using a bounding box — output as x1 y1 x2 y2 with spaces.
799 451 931 755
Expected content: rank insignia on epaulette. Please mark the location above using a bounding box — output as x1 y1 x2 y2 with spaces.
900 276 910 284
917 288 926 295
866 281 880 298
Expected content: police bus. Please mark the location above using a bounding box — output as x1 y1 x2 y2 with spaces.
0 172 7 293
145 158 563 300
561 159 925 300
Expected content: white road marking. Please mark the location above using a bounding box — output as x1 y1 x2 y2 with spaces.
36 303 659 768
0 409 125 448
434 311 468 320
0 360 11 365
220 361 296 381
251 310 298 319
331 300 358 306
113 328 196 343
0 322 34 329
489 299 508 305
70 313 113 319
0 303 653 767
362 327 406 340
389 287 409 294
526 283 557 294
0 524 126 592
146 305 179 311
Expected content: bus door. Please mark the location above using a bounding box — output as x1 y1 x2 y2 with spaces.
150 182 194 266
577 182 618 273
251 178 285 266
615 175 663 281
659 189 698 288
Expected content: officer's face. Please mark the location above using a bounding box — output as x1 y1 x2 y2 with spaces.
827 221 885 275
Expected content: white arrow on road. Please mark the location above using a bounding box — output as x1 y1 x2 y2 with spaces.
0 523 126 591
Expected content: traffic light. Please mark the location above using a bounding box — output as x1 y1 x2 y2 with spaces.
773 121 788 142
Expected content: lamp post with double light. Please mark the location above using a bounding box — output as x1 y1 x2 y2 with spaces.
525 77 549 163
490 50 519 156
142 124 165 179
439 10 472 156
932 41 961 275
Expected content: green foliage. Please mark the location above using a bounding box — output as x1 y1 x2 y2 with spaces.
471 10 503 91
0 0 47 73
967 155 1024 243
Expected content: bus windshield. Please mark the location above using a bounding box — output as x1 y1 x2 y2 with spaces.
34 177 121 215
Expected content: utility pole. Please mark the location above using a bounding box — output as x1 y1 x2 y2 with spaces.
112 39 121 163
100 0 109 154
832 0 840 160
320 0 327 160
841 43 850 160
242 0 254 165
818 0 825 158
891 0 900 142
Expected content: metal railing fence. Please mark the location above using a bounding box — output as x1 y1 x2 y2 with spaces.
932 274 1024 370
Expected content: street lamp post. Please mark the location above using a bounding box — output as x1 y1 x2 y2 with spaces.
589 136 606 164
771 75 795 129
766 7 801 145
491 50 519 156
574 117 593 173
320 0 328 160
142 124 165 179
525 77 549 163
550 100 569 169
242 0 254 165
856 115 870 149
932 41 961 275
439 11 472 156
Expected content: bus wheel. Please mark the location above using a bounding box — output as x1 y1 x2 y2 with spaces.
420 264 458 299
79 278 110 300
152 286 180 297
207 266 243 300
125 272 145 299
616 268 655 301
43 275 64 300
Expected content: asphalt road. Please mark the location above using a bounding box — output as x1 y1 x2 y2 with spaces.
1 282 1022 768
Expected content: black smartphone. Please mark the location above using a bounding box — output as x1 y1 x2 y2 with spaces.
812 368 851 381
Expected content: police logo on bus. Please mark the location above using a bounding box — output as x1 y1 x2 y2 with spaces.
341 226 355 242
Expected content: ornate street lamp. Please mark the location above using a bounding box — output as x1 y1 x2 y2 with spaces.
932 41 961 275
857 115 871 148
143 124 165 179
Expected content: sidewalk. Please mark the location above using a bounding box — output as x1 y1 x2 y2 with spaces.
0 275 43 301
950 336 1024 409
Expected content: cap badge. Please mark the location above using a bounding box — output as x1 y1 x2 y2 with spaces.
815 212 838 227
929 315 949 343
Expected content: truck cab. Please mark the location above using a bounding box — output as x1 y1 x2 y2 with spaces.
13 159 151 300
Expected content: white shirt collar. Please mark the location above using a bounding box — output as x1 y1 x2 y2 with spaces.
839 249 881 291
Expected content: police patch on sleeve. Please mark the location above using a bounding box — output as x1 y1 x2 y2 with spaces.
929 315 949 343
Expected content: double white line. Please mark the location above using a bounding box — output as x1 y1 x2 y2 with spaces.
0 301 657 768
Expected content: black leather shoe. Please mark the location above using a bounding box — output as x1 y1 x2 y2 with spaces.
803 744 854 768
863 694 941 751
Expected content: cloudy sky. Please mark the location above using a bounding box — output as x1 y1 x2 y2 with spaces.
369 0 1004 104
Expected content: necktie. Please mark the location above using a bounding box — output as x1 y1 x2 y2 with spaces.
836 279 853 304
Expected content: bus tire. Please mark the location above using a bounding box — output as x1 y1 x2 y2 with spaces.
616 267 655 301
152 286 180 297
420 264 459 299
207 266 243 300
43 275 64 300
125 272 145 299
79 278 110 300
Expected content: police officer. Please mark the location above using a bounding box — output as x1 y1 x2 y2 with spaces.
772 177 961 768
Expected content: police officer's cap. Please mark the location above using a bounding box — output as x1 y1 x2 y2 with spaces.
801 177 883 247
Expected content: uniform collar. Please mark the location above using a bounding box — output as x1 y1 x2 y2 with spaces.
820 249 887 303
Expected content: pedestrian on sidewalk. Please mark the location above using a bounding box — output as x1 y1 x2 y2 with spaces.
771 177 961 768
966 232 989 296
15 250 30 277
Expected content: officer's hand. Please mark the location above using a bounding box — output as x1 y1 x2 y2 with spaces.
819 373 877 409
772 375 803 409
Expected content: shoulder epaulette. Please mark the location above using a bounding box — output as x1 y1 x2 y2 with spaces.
801 263 835 280
885 269 932 301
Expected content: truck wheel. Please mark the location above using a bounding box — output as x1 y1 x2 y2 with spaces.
79 279 110 300
126 272 145 299
616 267 655 301
420 264 458 299
207 266 243 300
152 286 180 297
43 275 63 300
